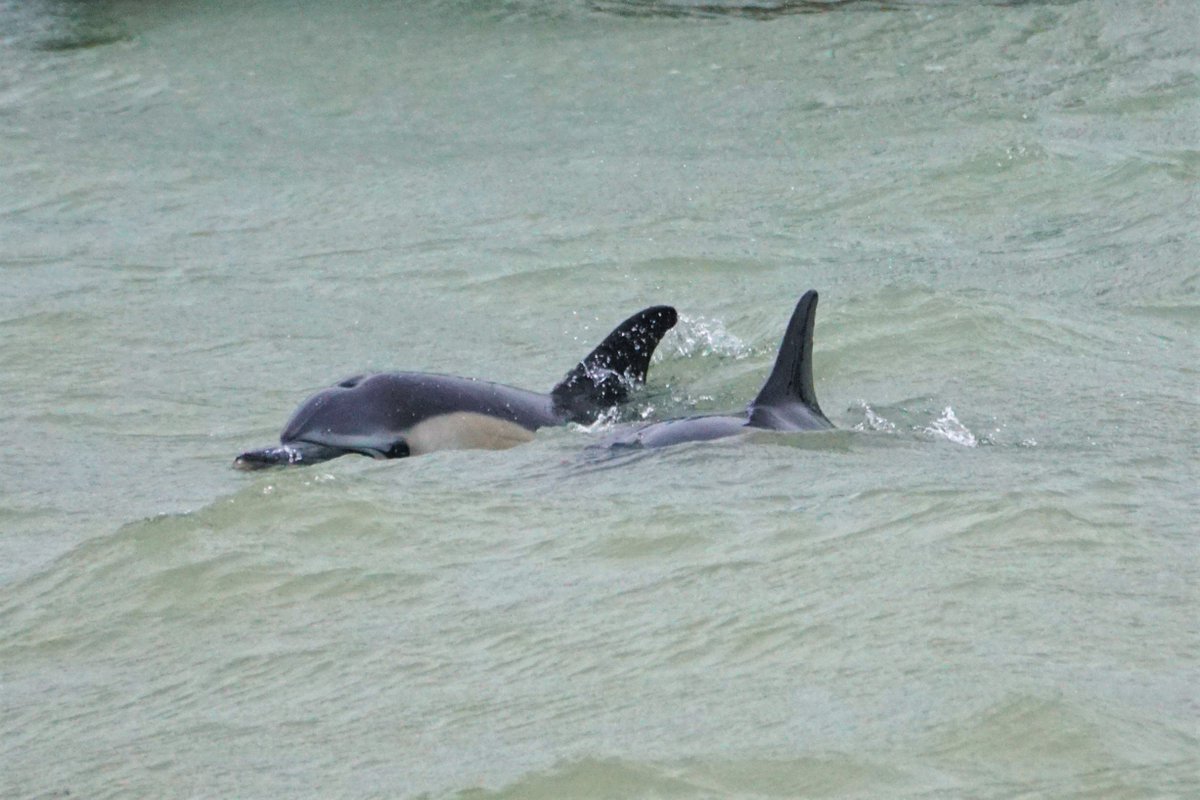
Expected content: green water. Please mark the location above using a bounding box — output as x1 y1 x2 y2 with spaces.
2 1 1197 797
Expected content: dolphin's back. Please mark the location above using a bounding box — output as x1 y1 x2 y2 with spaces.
603 290 832 452
747 290 832 431
282 373 560 449
610 415 750 449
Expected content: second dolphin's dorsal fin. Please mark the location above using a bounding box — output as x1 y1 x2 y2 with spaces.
747 290 831 429
551 305 678 423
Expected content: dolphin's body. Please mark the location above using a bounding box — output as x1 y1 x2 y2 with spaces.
235 305 677 469
608 291 832 449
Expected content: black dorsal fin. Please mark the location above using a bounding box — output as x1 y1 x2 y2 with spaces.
747 290 831 428
551 305 678 423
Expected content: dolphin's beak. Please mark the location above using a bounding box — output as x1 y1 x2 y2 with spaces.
233 445 303 470
232 442 346 470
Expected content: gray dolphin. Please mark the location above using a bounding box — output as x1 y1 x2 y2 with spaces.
234 305 678 469
607 290 831 449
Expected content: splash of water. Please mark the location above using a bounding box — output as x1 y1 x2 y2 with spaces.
852 400 896 433
569 405 623 434
924 406 978 448
657 314 752 360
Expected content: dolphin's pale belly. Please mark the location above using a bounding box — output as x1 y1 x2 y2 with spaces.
404 411 537 455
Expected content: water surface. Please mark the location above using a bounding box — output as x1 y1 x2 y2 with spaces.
1 1 1197 797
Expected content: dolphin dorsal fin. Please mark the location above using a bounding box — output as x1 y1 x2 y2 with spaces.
551 305 678 423
748 290 830 427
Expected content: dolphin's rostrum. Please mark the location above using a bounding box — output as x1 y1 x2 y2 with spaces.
234 305 678 469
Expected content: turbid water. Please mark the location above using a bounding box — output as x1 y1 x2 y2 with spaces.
2 1 1197 797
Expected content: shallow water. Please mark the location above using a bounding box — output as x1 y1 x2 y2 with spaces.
2 0 1197 797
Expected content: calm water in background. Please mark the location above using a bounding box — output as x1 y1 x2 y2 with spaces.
1 0 1197 797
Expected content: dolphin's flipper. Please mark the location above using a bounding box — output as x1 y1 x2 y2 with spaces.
747 290 832 430
551 305 678 423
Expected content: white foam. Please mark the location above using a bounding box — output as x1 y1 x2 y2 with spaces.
852 400 896 433
569 405 622 434
657 314 752 360
924 406 978 447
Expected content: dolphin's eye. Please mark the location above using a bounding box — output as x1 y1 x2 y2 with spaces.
384 440 409 459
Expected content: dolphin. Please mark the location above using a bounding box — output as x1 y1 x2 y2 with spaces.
234 305 678 469
606 290 832 449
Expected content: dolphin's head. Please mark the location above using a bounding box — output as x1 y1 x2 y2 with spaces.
231 374 417 469
275 374 417 459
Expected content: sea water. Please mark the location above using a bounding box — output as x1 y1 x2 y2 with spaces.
1 1 1196 797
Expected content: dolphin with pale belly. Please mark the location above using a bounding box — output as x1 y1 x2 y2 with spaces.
234 305 678 469
606 290 832 449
